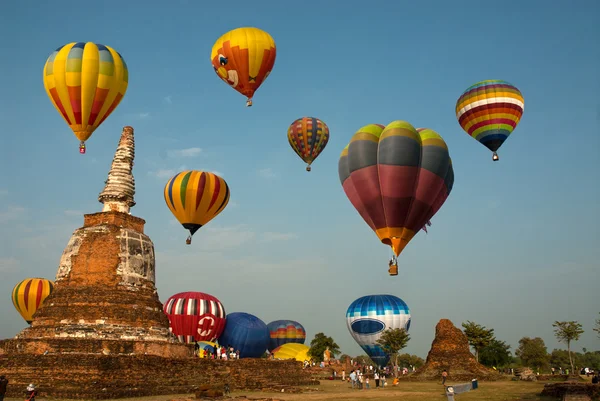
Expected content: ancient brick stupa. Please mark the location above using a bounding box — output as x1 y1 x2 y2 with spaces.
0 127 192 398
410 319 501 381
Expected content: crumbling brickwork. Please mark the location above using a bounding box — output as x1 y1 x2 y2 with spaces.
0 352 316 399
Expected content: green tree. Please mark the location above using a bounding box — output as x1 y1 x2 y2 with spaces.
552 321 584 374
308 332 340 362
462 320 495 361
515 337 549 370
396 353 425 369
339 354 351 364
594 313 600 339
376 328 410 371
479 339 512 368
549 349 572 370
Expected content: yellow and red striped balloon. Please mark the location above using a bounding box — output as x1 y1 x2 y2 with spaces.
12 278 54 324
43 42 129 153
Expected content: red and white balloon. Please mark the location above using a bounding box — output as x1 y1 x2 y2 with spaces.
163 291 226 343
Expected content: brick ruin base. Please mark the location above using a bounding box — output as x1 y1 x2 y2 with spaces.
0 340 317 399
541 382 599 401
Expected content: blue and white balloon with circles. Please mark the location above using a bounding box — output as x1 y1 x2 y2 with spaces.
346 294 411 367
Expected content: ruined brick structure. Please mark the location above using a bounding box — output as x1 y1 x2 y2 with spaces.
0 126 315 399
408 319 501 381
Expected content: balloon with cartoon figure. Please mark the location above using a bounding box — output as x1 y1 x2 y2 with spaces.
211 27 277 107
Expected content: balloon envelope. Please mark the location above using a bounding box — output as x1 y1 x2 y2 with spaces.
455 79 524 155
12 278 54 324
163 291 226 343
266 320 306 351
218 312 269 358
197 341 217 358
164 171 230 241
287 117 330 170
211 27 276 105
272 343 311 362
346 294 411 367
338 122 454 261
43 42 128 147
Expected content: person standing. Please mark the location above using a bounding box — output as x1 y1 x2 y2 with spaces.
442 370 448 385
0 375 8 401
25 384 37 401
374 371 380 388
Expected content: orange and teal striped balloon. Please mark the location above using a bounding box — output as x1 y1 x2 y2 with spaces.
164 171 230 244
43 42 129 151
12 278 54 324
287 117 330 171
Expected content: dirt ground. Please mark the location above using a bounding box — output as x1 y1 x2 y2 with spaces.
2 379 555 401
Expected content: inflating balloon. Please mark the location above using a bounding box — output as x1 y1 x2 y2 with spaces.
218 312 269 358
211 27 276 107
272 343 311 362
164 171 230 244
43 42 128 154
287 117 330 171
338 122 454 275
196 341 218 358
266 320 306 351
12 278 54 324
456 80 524 161
163 291 226 343
346 294 411 367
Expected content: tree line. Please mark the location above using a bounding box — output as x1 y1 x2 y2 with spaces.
305 313 600 373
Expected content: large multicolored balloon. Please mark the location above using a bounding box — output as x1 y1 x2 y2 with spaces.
163 292 226 343
218 312 269 358
12 278 54 324
287 117 330 172
272 343 311 362
43 42 128 154
266 320 306 351
211 27 276 107
346 294 411 368
164 171 230 244
338 122 454 275
196 341 218 358
455 80 524 161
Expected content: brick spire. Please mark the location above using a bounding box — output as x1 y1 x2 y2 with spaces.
98 126 136 213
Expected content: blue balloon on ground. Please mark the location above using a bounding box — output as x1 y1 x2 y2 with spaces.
346 294 411 367
218 312 269 358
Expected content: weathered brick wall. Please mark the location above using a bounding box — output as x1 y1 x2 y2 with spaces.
541 382 600 400
0 352 316 399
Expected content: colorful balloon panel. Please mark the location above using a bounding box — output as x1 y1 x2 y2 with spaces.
43 42 128 144
164 171 230 238
163 292 226 343
272 343 310 362
455 79 524 153
211 27 276 105
197 341 217 358
266 320 306 351
338 121 454 258
346 294 411 367
287 117 330 170
12 278 54 324
218 312 269 358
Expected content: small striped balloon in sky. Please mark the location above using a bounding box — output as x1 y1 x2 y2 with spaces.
12 278 54 324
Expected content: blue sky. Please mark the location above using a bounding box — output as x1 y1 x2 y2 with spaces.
0 0 598 359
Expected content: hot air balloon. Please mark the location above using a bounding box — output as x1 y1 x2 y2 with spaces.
196 341 218 358
346 294 411 368
218 312 269 358
163 291 227 344
287 117 330 172
456 80 524 161
12 278 54 324
211 27 276 107
43 42 128 154
338 122 454 276
266 320 306 351
272 343 311 362
164 171 230 244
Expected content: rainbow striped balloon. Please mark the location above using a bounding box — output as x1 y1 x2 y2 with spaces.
287 117 330 171
455 80 524 160
12 278 54 324
43 42 129 151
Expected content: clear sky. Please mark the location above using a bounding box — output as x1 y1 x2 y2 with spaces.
0 0 598 359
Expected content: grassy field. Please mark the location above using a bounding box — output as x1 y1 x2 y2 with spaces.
4 379 558 401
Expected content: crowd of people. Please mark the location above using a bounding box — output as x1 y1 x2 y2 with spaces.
194 342 241 360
